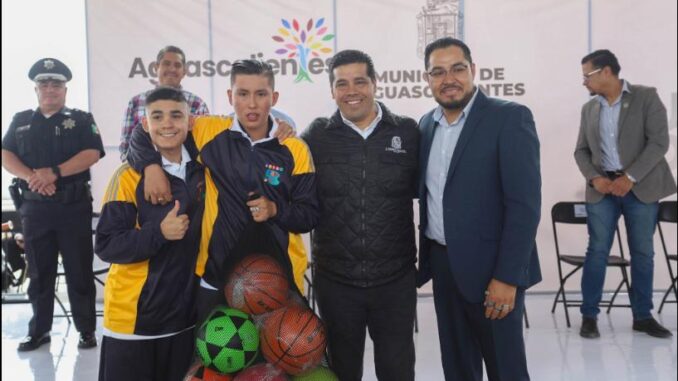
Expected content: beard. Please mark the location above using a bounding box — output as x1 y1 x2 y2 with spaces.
435 86 476 111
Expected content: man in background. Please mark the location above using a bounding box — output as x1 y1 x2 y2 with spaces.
574 49 675 339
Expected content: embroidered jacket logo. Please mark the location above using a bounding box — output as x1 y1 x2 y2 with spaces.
386 136 407 154
264 164 284 186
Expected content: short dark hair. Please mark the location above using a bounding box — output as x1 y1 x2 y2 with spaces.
424 37 473 70
328 50 377 86
145 86 187 106
230 59 275 89
156 45 186 66
581 49 621 76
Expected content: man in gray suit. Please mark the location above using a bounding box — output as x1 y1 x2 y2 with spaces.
574 49 676 339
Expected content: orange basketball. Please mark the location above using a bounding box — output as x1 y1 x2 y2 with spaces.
260 306 327 375
224 254 290 315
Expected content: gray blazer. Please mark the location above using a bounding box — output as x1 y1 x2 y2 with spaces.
574 82 676 203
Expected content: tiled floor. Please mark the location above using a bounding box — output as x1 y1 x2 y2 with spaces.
2 293 676 380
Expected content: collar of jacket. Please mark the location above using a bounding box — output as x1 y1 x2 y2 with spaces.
327 101 397 131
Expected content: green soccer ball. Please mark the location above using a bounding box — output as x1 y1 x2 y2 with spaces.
195 306 259 374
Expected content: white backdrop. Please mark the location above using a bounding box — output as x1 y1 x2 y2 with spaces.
83 0 677 292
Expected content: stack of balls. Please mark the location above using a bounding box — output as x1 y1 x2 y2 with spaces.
190 254 336 379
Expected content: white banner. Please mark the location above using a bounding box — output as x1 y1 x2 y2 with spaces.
86 0 677 292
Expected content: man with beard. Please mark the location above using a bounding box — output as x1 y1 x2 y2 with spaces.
417 37 542 381
574 49 675 339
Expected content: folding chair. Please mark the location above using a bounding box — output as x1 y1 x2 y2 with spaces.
657 201 677 313
550 201 631 327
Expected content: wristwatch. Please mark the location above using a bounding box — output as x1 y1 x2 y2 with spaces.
51 165 61 179
625 173 637 183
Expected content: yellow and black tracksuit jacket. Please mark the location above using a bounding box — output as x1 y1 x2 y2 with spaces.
128 115 319 291
95 159 205 336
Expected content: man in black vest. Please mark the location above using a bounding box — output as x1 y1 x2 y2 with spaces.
302 50 419 381
2 58 105 351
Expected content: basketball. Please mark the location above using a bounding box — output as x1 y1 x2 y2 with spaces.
233 363 288 380
195 306 259 374
184 362 234 381
260 306 327 375
291 367 339 381
225 254 290 315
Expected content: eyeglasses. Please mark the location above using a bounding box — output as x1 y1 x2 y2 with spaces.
426 64 469 81
582 68 602 82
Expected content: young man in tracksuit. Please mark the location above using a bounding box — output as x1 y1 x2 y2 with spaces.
95 87 205 381
128 60 319 323
302 50 420 381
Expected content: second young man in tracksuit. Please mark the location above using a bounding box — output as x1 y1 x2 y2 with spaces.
128 60 319 323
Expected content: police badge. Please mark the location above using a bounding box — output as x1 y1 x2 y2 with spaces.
62 118 76 129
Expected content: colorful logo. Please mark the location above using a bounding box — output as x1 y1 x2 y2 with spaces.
272 18 335 83
264 164 284 186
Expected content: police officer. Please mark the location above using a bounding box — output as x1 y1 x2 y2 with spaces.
1 58 104 351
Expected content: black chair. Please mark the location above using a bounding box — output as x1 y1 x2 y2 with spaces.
657 201 677 313
2 210 28 302
550 201 631 327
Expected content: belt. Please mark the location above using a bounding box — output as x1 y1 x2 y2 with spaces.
605 171 625 180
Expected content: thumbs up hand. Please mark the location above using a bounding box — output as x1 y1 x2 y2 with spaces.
160 200 190 240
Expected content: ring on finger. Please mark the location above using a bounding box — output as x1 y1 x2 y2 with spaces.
250 206 260 212
484 301 496 307
494 305 504 311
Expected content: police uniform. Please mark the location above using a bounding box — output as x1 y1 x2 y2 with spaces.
1 58 105 350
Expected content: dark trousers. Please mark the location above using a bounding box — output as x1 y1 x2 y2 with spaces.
20 198 96 336
315 269 416 381
430 242 529 381
98 329 194 381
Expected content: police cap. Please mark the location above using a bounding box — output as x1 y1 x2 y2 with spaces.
28 58 72 82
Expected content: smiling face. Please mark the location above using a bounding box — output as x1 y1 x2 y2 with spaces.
425 45 476 112
228 74 279 139
35 79 67 114
331 62 377 128
142 99 189 159
156 52 186 88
